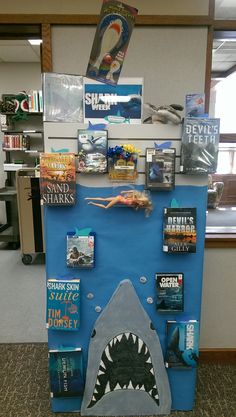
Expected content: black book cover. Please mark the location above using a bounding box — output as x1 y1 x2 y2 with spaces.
180 117 220 174
146 148 175 190
163 207 197 253
156 273 184 312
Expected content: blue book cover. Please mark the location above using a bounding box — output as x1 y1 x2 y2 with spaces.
84 77 143 124
78 129 108 173
165 320 199 368
46 279 80 331
185 93 205 118
49 348 84 398
156 273 184 312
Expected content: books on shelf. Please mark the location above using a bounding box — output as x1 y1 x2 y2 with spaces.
2 134 29 150
46 278 80 331
163 207 197 253
39 153 76 206
43 72 83 122
165 320 199 368
78 129 108 173
28 90 43 113
86 1 138 85
180 117 220 174
156 273 184 312
145 148 175 190
49 348 84 398
83 77 143 124
185 93 205 118
67 232 95 268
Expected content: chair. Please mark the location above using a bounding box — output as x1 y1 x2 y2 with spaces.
207 175 224 209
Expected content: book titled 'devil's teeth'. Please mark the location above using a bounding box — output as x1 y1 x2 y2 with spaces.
163 207 197 253
40 153 76 206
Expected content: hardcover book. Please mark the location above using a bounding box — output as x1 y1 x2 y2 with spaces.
156 273 184 312
84 77 143 124
67 233 95 268
86 0 138 85
163 207 197 253
165 320 199 368
40 153 76 206
185 93 205 118
180 117 220 174
78 129 108 173
43 72 83 122
146 148 175 190
49 348 84 397
46 278 80 331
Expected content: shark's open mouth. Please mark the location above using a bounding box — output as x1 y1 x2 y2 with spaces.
88 332 159 408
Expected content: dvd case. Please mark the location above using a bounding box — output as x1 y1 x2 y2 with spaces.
146 148 175 190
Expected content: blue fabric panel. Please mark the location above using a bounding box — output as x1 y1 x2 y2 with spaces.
45 183 207 413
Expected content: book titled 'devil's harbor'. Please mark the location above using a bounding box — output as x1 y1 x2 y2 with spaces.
40 153 76 206
163 207 197 253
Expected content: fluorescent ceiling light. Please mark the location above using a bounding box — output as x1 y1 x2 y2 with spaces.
28 39 42 45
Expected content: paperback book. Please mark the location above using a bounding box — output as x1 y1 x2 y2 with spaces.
156 273 184 312
84 77 143 124
165 320 199 368
67 232 95 268
86 0 138 85
163 207 197 253
180 117 220 174
49 348 84 397
185 93 205 118
146 148 175 190
43 72 83 122
40 153 76 206
46 278 80 331
78 129 108 173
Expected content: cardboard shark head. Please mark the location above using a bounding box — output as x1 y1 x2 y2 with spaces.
81 279 171 416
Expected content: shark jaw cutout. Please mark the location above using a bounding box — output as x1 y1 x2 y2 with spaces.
88 332 159 408
81 280 171 416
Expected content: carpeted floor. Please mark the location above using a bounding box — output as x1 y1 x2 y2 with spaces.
0 344 235 417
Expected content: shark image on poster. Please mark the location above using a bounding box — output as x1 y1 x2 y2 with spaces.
81 280 171 416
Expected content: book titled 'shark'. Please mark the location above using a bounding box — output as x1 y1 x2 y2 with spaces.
180 117 220 174
40 153 76 206
49 348 84 398
165 320 199 368
156 273 184 312
146 148 175 191
163 207 197 253
46 279 80 331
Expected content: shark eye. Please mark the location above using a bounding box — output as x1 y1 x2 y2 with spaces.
150 322 155 330
91 329 96 338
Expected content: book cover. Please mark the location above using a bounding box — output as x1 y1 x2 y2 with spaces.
67 233 95 268
78 129 108 173
46 278 80 330
163 207 197 253
185 93 205 118
180 118 220 174
49 348 84 397
156 273 184 312
86 0 138 85
84 77 143 124
40 153 76 206
165 320 199 368
43 72 83 122
146 148 175 190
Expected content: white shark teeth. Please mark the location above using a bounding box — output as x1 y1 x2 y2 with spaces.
132 334 136 344
139 384 145 391
92 395 96 401
96 378 101 385
116 335 122 342
105 346 113 362
150 367 154 375
127 380 133 389
125 332 130 340
105 381 111 394
100 360 105 368
114 383 122 390
94 388 98 394
155 393 159 399
138 338 143 353
146 357 151 363
98 369 104 375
